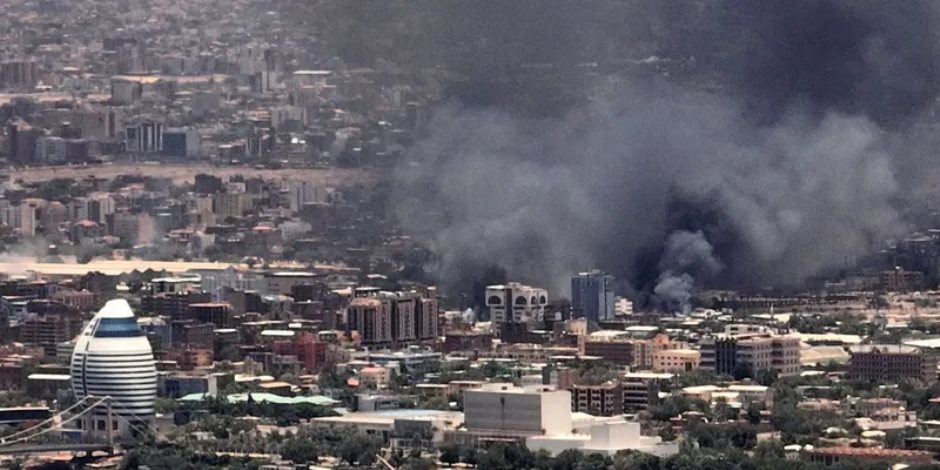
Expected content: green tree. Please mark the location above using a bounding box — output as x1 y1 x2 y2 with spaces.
612 450 661 470
401 457 436 470
532 448 554 470
279 437 319 463
649 395 692 421
755 368 779 386
753 440 785 461
155 397 179 414
460 445 480 465
575 453 612 470
439 443 461 466
658 426 678 442
338 432 380 466
553 448 586 470
745 401 763 425
477 445 512 470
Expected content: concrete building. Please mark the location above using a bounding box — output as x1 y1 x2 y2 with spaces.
347 290 439 346
444 331 494 355
264 271 322 296
614 297 634 317
186 303 232 328
463 384 572 436
699 333 801 378
582 339 634 366
880 268 925 291
459 384 677 457
485 283 548 325
18 309 83 357
312 409 463 446
161 128 201 158
623 372 673 411
212 192 252 220
571 270 614 322
287 181 331 211
0 60 38 89
652 349 701 373
570 382 624 417
848 345 937 383
347 297 392 345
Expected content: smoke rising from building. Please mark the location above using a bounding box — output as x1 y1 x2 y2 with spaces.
390 1 940 307
655 230 723 312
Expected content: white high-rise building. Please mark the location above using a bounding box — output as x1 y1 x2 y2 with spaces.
70 299 157 437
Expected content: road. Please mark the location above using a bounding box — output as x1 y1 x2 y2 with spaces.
5 163 378 185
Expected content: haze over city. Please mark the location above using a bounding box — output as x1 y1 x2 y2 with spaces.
2 1 940 469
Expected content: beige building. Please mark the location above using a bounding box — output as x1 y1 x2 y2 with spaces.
485 283 548 325
699 333 801 378
653 349 701 373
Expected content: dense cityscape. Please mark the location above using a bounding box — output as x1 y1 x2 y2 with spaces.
4 0 940 469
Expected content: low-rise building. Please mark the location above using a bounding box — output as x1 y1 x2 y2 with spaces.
699 333 800 378
652 349 701 373
847 345 937 383
454 384 677 457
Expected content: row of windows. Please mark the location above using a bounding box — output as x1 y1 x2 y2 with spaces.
487 295 548 305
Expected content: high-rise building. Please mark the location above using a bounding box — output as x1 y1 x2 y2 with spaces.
160 128 201 158
347 297 392 345
346 289 439 346
414 290 440 341
571 270 615 322
70 299 157 437
125 121 164 153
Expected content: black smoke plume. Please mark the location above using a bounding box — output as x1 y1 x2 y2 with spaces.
384 1 940 308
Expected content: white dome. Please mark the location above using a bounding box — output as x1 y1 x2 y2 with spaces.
70 298 156 434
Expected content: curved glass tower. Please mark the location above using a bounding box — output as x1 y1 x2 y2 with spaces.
70 298 157 436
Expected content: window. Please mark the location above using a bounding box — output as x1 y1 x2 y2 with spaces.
93 317 143 338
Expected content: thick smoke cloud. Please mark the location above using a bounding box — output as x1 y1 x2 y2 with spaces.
655 230 723 312
390 1 940 308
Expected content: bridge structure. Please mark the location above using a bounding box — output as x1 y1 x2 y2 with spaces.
0 395 162 457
